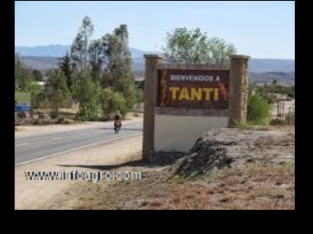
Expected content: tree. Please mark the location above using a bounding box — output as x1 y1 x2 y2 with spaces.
15 54 34 91
101 87 127 119
32 69 43 82
89 39 105 106
89 39 105 83
67 18 137 120
45 69 70 118
70 16 95 119
15 54 23 90
71 16 94 72
27 81 46 109
101 24 136 110
135 88 144 103
59 52 74 92
72 71 98 121
163 27 237 64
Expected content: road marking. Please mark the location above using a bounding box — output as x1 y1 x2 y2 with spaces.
15 138 64 148
15 143 29 147
15 121 143 138
15 127 142 148
15 131 108 148
15 133 142 167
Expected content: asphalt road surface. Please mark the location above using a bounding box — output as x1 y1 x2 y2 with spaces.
15 121 143 166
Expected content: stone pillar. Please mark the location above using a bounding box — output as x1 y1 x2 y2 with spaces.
229 55 250 127
143 54 163 161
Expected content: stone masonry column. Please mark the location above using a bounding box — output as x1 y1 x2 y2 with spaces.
229 55 250 127
143 54 163 161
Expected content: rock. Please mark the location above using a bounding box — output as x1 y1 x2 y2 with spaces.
170 128 295 178
57 117 66 124
39 113 50 120
17 112 26 118
33 119 50 125
15 118 33 126
148 152 186 166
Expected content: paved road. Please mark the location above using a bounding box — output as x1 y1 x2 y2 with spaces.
15 121 143 166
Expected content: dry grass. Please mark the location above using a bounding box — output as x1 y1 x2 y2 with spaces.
48 161 295 210
45 126 295 210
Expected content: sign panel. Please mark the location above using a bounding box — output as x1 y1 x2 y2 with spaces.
15 92 32 112
158 69 230 109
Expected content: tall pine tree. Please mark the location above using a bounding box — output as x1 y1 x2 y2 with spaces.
59 52 73 92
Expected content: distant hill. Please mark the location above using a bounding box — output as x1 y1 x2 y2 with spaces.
21 56 59 71
249 59 295 73
250 72 295 85
15 45 70 58
15 45 152 59
16 45 295 84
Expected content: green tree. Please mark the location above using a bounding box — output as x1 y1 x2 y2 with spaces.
15 54 34 91
101 87 127 119
70 16 95 119
67 18 137 120
27 81 46 109
32 69 43 82
15 54 47 110
163 27 237 64
134 88 144 103
45 69 70 118
89 39 105 106
89 39 105 84
59 52 74 92
101 24 136 110
72 71 98 121
71 16 94 71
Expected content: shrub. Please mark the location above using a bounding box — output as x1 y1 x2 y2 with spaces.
101 88 127 119
247 92 273 125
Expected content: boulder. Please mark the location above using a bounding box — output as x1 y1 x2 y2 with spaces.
170 128 295 178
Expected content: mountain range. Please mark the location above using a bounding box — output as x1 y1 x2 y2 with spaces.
15 45 150 59
15 45 295 84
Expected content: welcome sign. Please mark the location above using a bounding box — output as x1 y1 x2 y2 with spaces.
158 69 230 109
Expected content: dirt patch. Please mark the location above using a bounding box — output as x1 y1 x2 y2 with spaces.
50 161 294 210
47 127 295 210
15 135 143 210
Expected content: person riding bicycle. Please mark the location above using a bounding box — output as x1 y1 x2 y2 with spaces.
114 111 123 129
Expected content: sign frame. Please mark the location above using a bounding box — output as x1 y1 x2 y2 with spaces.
157 69 230 110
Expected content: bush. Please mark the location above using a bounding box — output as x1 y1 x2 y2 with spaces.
101 88 127 119
270 113 295 126
270 119 289 126
50 111 59 119
247 92 273 125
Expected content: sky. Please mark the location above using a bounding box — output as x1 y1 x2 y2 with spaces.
15 1 295 59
